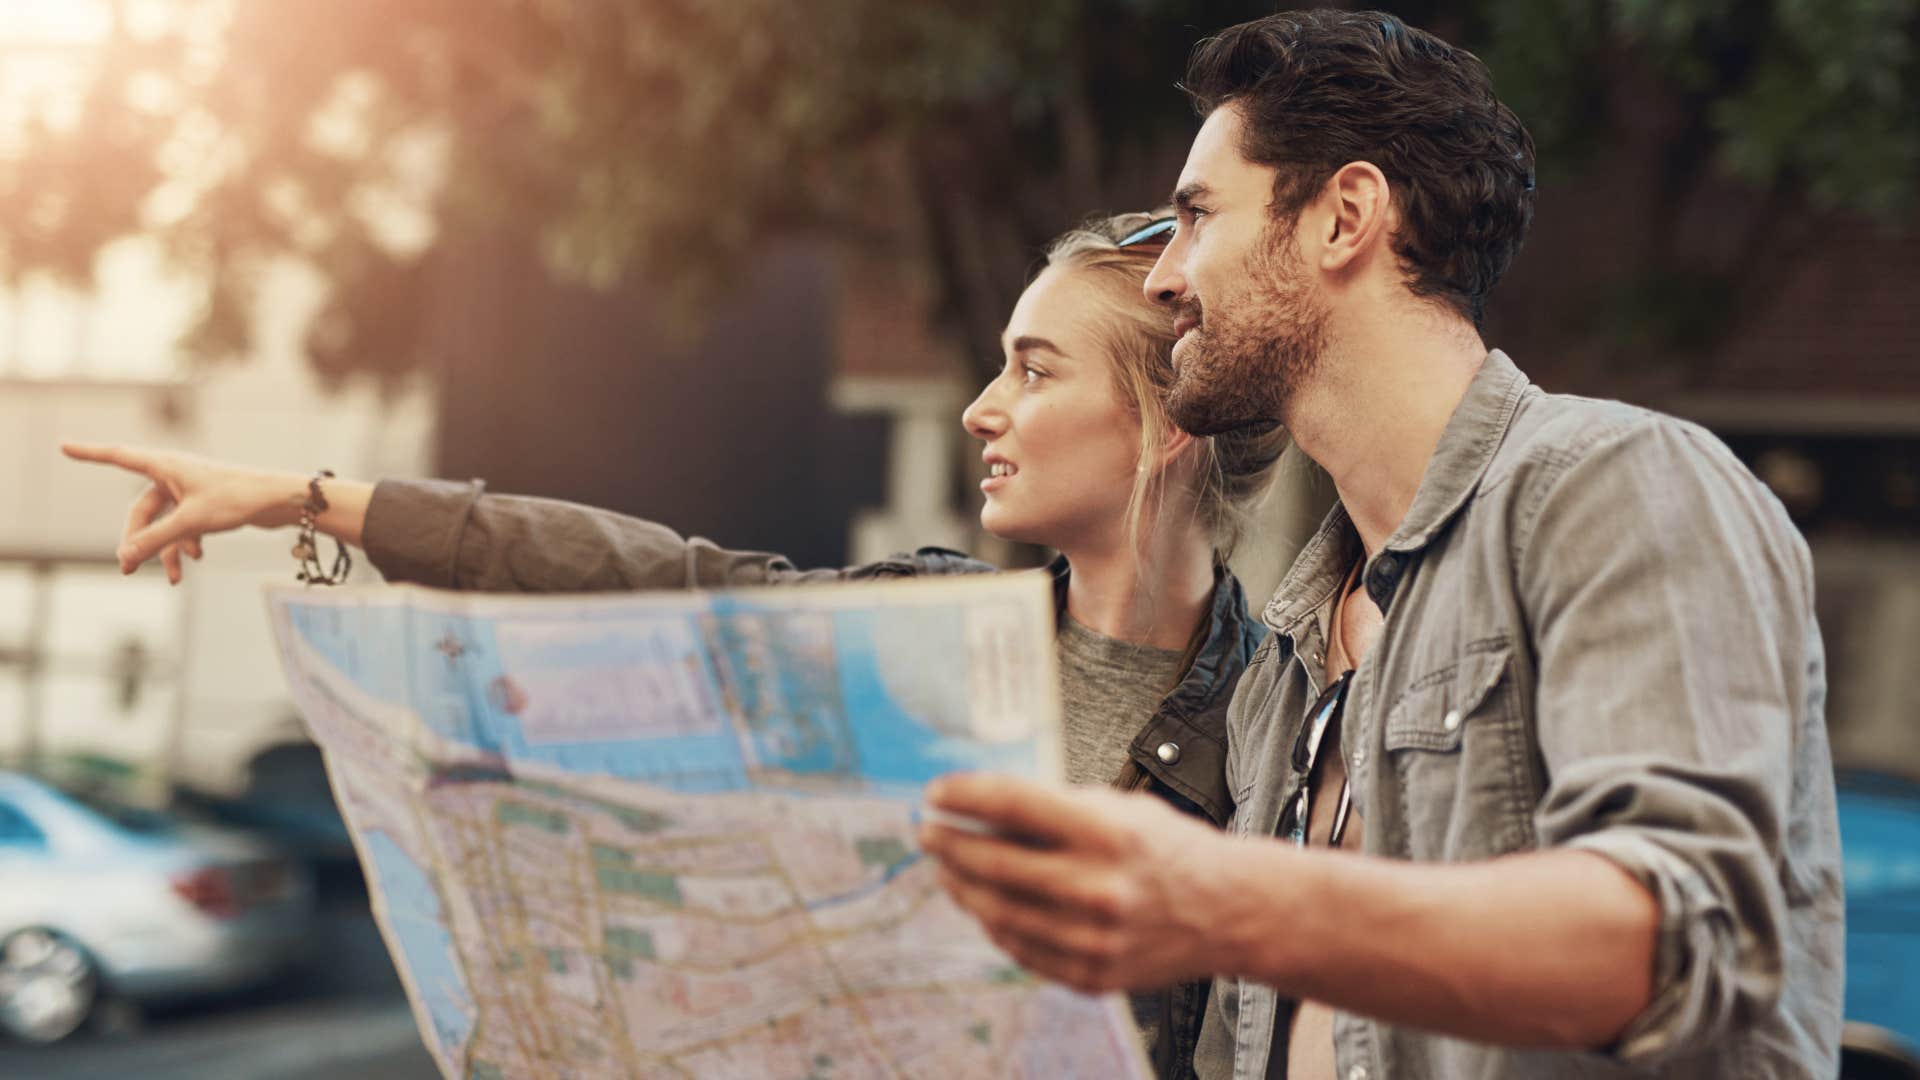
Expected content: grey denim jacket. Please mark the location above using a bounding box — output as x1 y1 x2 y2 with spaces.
1192 351 1844 1080
360 479 1264 1079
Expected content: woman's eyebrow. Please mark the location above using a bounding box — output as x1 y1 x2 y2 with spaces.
1006 335 1067 357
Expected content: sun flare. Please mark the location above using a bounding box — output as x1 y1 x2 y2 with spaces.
0 1 115 47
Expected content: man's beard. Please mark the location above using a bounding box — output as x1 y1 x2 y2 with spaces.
1165 228 1329 438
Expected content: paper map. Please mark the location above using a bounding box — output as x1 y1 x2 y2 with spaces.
267 575 1147 1079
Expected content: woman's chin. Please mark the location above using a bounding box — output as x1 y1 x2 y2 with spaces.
979 505 1044 547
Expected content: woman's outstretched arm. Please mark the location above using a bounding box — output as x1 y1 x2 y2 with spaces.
359 477 855 592
61 443 968 593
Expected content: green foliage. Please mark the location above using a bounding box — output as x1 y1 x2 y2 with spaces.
1 0 1914 376
1469 0 1916 360
1709 0 1919 218
1478 0 1919 217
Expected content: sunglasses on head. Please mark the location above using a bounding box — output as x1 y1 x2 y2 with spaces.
1115 216 1176 248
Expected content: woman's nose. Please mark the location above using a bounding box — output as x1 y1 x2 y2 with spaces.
962 380 1008 440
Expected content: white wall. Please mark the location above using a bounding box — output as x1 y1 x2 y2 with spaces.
0 254 436 795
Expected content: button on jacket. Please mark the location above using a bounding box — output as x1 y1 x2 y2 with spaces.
1191 351 1843 1080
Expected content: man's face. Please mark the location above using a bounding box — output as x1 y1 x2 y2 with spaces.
1145 103 1330 437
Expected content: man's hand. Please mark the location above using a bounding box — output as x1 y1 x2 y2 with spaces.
918 772 1243 994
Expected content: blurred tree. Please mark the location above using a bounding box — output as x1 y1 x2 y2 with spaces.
0 0 1914 382
1458 0 1920 365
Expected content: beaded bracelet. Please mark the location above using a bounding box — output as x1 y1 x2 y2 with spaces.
293 469 352 585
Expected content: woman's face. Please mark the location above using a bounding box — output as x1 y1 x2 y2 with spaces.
962 265 1144 553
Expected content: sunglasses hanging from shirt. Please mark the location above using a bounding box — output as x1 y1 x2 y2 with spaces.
1285 668 1355 847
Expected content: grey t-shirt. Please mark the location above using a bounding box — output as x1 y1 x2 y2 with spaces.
1056 615 1186 787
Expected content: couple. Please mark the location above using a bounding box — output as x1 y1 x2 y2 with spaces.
67 203 1280 1080
68 9 1843 1079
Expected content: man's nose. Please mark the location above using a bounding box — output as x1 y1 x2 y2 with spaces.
1143 244 1186 307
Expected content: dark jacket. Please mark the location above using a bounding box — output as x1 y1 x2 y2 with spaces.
361 477 1265 1079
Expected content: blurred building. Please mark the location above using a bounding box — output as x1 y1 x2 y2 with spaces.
0 245 434 797
419 227 889 576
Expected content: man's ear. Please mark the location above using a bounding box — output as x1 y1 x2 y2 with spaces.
1318 161 1391 273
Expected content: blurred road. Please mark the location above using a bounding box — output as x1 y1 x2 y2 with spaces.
0 871 439 1080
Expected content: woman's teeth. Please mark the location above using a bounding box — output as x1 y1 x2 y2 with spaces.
990 462 1018 477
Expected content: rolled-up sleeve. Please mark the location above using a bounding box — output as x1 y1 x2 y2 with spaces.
1516 418 1818 1065
362 478 842 592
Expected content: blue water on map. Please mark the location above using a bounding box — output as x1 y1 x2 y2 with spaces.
414 607 752 791
287 604 752 789
827 608 1038 790
285 605 415 708
360 830 474 1057
285 593 1045 800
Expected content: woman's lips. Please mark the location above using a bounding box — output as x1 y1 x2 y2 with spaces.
982 460 1017 494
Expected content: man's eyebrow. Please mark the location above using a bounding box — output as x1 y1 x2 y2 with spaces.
1007 335 1066 356
1172 183 1214 211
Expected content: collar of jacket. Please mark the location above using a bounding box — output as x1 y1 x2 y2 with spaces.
1048 553 1259 826
1263 349 1532 636
1046 554 1255 711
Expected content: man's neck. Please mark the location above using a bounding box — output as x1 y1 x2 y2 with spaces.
1287 309 1488 557
1058 520 1216 652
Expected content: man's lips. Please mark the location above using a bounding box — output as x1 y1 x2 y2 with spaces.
1172 315 1199 337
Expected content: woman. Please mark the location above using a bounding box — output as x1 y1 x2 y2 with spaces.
64 211 1288 1078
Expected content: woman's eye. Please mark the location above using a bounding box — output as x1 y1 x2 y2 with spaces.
1021 365 1045 385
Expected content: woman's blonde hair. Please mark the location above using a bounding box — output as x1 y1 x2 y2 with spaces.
1043 210 1290 559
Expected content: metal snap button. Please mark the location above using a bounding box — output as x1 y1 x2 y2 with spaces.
1348 1066 1369 1080
1442 709 1462 732
1155 742 1182 765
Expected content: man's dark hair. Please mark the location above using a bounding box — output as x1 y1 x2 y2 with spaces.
1183 10 1536 327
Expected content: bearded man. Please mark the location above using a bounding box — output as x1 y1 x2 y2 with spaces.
921 10 1845 1079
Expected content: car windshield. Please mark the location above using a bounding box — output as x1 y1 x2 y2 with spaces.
53 784 181 836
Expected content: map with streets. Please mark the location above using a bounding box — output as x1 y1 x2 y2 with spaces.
267 575 1145 1079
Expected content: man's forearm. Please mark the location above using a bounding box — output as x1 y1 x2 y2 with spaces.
1208 841 1660 1049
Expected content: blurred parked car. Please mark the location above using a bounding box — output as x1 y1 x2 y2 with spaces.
1839 769 1920 1078
185 743 357 869
0 771 314 1044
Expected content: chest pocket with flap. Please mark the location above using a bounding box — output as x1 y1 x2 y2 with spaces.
1380 637 1533 858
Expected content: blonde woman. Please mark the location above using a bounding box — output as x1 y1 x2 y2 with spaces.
65 211 1288 1078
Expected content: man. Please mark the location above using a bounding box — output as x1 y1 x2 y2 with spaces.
919 10 1843 1079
